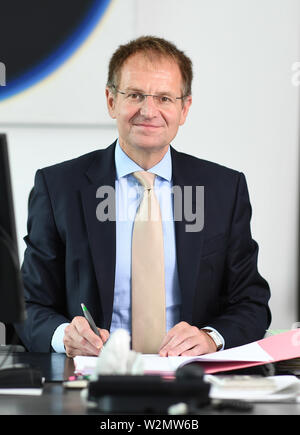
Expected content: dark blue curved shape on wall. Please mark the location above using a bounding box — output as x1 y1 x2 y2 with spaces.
0 0 111 102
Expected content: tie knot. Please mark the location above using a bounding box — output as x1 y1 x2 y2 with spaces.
133 171 156 190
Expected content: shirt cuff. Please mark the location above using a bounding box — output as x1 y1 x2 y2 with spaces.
51 323 69 353
202 326 225 351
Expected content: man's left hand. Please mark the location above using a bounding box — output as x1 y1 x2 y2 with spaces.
159 321 217 356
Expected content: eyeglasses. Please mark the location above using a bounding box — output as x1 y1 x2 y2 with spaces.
112 85 186 107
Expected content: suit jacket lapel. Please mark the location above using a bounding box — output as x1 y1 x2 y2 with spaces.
171 146 205 324
80 142 116 329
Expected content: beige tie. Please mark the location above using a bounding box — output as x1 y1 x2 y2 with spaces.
131 171 166 354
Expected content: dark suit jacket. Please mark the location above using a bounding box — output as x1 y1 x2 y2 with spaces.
16 141 271 352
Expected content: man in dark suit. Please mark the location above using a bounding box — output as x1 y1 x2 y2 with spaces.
16 36 271 355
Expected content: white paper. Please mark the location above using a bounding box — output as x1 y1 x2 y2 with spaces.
74 355 98 375
0 388 43 396
185 341 273 363
141 342 273 373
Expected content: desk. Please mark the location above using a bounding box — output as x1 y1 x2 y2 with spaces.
0 352 299 416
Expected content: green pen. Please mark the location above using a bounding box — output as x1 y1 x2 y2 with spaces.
81 303 101 337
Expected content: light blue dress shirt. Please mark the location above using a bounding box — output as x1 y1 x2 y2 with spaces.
51 140 224 352
111 141 181 334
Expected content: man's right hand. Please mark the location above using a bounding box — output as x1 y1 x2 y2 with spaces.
63 316 109 357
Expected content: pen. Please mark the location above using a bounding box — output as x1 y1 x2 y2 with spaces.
81 303 101 337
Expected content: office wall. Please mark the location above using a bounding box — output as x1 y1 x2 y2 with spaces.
0 0 299 330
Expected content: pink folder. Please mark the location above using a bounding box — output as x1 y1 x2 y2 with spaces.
187 329 300 374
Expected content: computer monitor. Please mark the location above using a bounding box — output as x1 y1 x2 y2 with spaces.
0 133 26 326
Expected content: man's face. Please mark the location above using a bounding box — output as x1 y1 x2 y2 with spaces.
106 53 192 160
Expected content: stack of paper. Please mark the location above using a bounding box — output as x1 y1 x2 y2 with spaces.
206 375 300 402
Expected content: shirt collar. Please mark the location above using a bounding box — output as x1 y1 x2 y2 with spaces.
115 139 172 182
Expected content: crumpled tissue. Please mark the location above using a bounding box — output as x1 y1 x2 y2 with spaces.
91 329 144 379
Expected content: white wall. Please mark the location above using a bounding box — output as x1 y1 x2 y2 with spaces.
1 0 299 330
